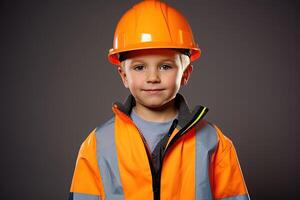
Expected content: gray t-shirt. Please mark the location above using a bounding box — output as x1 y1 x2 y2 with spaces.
130 109 177 153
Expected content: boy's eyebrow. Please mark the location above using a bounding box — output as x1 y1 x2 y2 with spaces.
129 59 177 65
159 59 177 64
128 59 146 64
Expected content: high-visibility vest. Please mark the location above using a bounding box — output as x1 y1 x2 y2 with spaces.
69 94 250 200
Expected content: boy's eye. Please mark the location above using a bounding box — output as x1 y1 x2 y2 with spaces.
160 64 172 70
133 65 145 71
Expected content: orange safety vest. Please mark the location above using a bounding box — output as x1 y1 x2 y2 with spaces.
69 94 249 200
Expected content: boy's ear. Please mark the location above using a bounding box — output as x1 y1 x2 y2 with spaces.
181 64 193 86
118 66 129 88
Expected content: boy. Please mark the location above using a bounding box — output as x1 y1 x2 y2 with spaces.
69 1 250 200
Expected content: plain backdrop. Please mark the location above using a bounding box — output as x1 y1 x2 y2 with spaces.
1 0 299 199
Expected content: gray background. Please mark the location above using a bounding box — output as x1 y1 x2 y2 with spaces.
1 0 299 199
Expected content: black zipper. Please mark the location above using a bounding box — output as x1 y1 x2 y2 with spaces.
130 121 158 196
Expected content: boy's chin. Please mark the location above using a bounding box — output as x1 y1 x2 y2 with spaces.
145 104 166 110
139 100 175 111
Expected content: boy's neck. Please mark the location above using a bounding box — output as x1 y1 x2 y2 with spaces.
133 99 178 123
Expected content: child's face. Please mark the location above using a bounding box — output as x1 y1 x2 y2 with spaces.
118 49 192 110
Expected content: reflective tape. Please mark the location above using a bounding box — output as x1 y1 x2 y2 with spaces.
69 192 100 200
195 121 218 200
95 117 125 199
217 194 250 200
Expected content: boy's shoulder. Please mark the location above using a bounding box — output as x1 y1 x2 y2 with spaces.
194 119 234 150
94 116 115 137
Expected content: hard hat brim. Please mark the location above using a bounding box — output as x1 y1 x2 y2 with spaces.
108 46 201 65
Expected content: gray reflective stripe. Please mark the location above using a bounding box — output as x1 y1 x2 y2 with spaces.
217 194 250 200
95 117 124 200
71 192 100 200
195 121 218 200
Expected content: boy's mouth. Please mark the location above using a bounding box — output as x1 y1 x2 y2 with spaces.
142 89 165 94
143 88 164 91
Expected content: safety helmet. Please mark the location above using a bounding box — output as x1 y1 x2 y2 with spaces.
108 0 201 65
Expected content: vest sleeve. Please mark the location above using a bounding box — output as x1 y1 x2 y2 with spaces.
211 125 250 200
69 130 104 200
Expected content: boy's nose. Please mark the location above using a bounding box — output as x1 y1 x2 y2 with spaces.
146 69 160 83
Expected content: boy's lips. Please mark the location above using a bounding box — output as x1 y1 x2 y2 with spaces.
143 88 164 91
142 88 165 94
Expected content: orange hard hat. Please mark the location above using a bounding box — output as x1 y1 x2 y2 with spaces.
108 0 201 65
